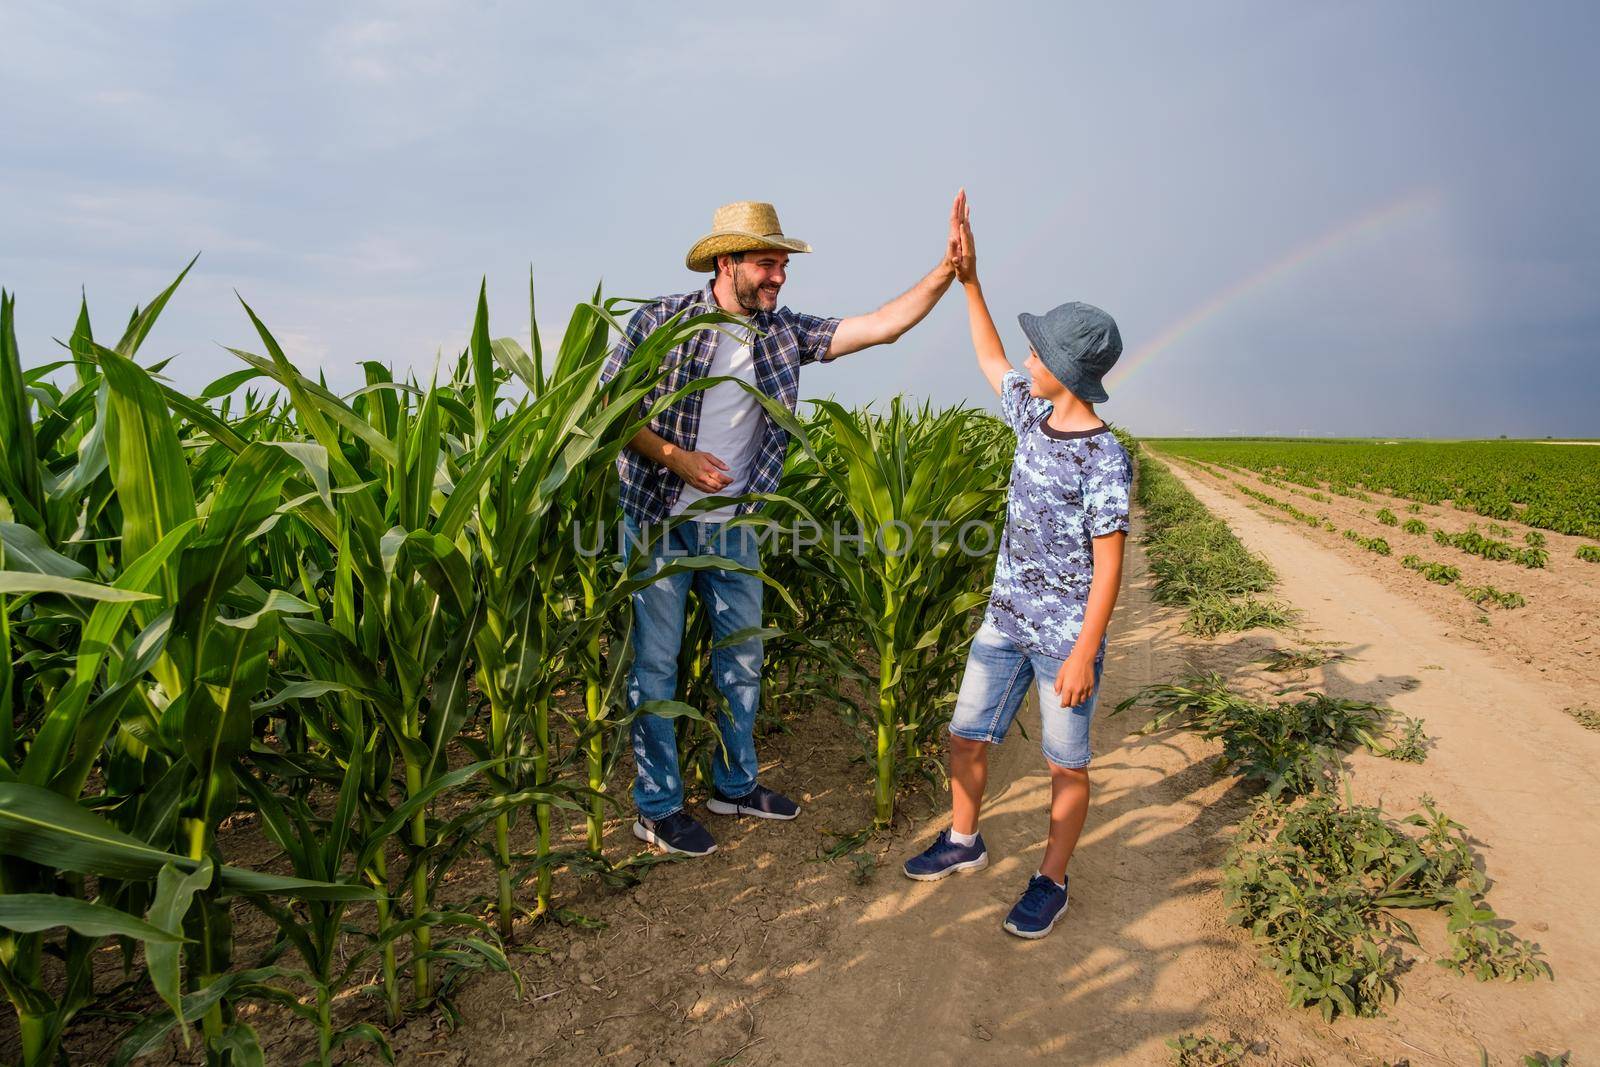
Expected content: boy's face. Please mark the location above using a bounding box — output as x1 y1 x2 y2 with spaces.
1024 348 1070 401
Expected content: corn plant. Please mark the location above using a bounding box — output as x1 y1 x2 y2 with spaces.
1 260 1035 1060
771 399 1005 827
463 286 747 928
1 279 372 1067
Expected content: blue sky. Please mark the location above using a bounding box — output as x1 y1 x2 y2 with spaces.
3 2 1596 437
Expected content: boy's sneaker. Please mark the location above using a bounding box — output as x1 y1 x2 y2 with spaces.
1002 874 1068 938
705 784 800 821
633 811 717 856
902 829 989 881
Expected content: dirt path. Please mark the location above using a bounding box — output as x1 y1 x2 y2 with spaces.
746 463 1600 1066
1153 459 1600 1061
752 507 1297 1065
383 460 1598 1066
1166 454 1600 709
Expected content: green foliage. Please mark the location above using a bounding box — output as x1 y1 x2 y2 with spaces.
1438 890 1552 981
1376 508 1398 526
1166 1033 1246 1065
2 268 896 1064
1513 546 1549 569
1135 454 1289 636
1401 555 1461 585
1435 525 1516 562
1148 439 1600 539
764 399 1009 827
1257 646 1337 673
1523 530 1546 548
1232 480 1325 529
1127 668 1549 1023
1576 544 1600 563
1460 584 1526 610
1343 530 1391 555
1114 674 1414 798
1565 706 1600 731
1226 793 1548 1021
1386 717 1429 763
1402 518 1428 535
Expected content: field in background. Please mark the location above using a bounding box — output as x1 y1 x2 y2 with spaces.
1149 438 1600 540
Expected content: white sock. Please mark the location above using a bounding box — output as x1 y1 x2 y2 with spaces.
1038 870 1066 890
948 827 979 847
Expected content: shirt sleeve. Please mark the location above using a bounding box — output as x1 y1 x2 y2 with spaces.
779 308 843 366
1085 444 1133 537
999 370 1042 432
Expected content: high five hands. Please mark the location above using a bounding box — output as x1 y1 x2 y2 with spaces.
948 189 976 284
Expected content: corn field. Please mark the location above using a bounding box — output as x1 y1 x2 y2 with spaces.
0 266 1009 1065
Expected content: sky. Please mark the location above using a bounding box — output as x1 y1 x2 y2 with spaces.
3 1 1597 438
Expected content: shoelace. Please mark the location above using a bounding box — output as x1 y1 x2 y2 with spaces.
1018 877 1060 915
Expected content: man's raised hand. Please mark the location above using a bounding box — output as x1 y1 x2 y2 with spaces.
948 190 964 273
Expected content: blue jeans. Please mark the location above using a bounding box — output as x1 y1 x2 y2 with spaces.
622 516 764 819
947 621 1103 769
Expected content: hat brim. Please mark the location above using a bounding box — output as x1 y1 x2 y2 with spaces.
686 232 813 273
1018 312 1110 404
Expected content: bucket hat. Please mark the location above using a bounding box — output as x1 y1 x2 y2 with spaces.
1017 302 1123 403
686 201 813 273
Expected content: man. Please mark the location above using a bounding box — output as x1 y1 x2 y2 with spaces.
602 197 960 856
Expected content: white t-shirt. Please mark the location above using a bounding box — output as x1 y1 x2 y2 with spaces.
670 322 766 522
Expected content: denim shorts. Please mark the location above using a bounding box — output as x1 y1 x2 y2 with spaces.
947 621 1103 769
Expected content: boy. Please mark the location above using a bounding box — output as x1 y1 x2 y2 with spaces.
903 191 1131 939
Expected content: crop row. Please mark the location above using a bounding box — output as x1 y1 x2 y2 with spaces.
1133 453 1291 635
1151 439 1600 539
1116 673 1548 1021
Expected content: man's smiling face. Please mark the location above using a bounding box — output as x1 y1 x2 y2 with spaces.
723 251 789 314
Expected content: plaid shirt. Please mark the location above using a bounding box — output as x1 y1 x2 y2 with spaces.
602 282 841 524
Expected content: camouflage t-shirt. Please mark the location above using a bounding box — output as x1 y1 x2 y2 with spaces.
983 371 1132 659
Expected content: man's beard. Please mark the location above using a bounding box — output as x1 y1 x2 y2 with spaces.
733 270 779 314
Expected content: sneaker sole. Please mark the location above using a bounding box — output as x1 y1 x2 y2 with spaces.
1003 903 1067 940
704 798 800 821
632 819 717 856
902 853 989 882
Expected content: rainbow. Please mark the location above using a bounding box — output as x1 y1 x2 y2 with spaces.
1105 189 1443 389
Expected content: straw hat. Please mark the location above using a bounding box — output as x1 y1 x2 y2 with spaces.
685 201 813 273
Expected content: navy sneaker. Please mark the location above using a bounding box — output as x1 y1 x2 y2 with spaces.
1003 874 1069 938
633 811 717 856
902 829 989 881
705 785 800 821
